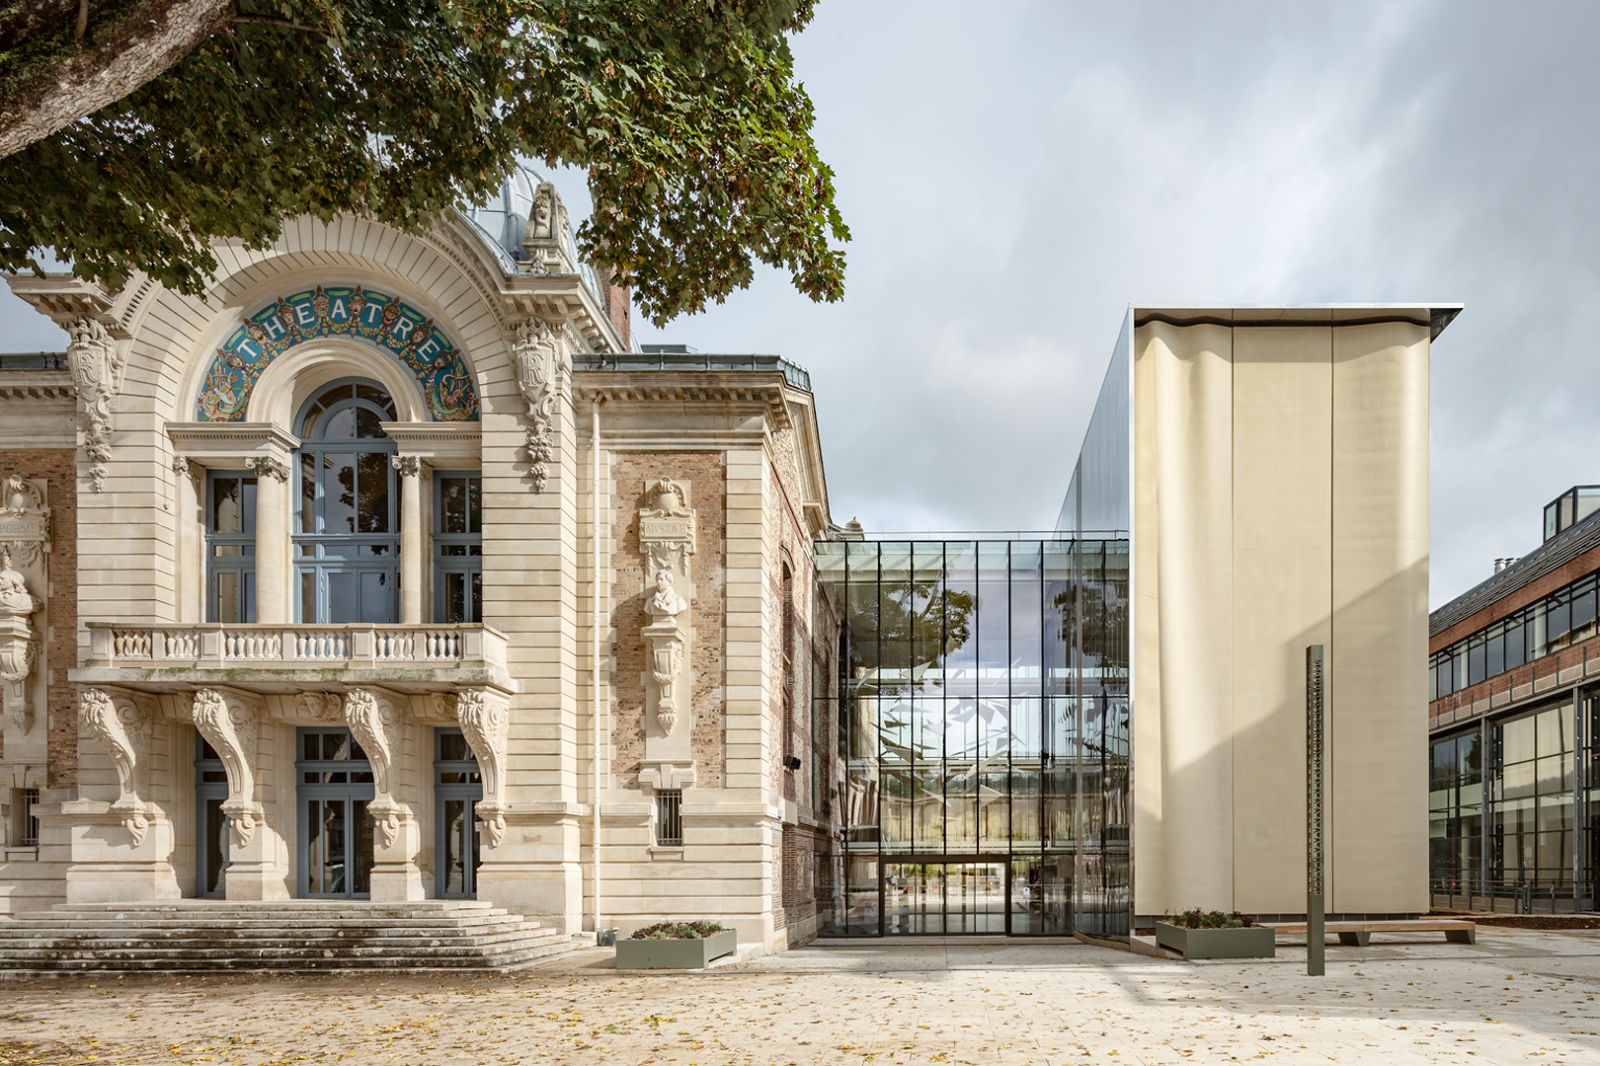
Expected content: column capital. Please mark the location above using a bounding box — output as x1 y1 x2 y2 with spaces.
391 453 423 478
244 454 290 482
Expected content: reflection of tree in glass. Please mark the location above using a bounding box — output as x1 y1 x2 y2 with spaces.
1054 581 1129 674
851 578 975 692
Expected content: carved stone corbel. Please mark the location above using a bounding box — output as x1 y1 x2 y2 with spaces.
344 687 410 850
65 317 128 493
191 687 264 849
78 687 155 845
456 689 510 847
511 317 568 492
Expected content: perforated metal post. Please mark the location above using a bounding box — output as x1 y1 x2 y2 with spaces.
1306 644 1326 977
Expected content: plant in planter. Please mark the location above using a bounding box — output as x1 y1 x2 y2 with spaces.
615 920 738 969
1154 908 1275 960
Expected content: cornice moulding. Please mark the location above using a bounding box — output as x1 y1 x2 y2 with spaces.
379 421 482 465
166 422 301 462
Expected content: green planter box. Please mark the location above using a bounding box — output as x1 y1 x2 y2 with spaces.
615 929 737 969
1155 922 1275 960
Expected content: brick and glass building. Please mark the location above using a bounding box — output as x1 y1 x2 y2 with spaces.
1428 486 1600 910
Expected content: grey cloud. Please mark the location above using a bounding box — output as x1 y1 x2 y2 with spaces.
4 0 1593 608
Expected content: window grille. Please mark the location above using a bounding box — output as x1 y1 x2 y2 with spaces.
655 789 683 847
19 788 40 846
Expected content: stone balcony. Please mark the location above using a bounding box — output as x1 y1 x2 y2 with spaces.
73 623 515 695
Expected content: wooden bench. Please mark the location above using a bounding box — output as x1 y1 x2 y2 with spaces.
1262 919 1476 946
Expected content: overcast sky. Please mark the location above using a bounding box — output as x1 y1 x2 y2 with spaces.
4 0 1596 608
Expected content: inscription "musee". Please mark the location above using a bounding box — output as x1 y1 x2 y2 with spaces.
641 518 693 540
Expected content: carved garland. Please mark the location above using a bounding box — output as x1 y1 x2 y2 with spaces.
343 687 409 849
78 687 153 845
456 689 510 847
511 318 569 492
66 317 128 493
191 688 263 849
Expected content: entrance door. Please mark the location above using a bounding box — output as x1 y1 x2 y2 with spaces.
195 733 230 897
884 858 1008 934
295 728 376 898
434 727 483 898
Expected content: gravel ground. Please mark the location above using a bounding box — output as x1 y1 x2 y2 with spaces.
3 928 1599 1065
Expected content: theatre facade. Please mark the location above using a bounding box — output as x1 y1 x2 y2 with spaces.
0 186 1460 950
0 173 837 952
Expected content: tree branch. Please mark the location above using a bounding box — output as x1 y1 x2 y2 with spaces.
0 0 235 160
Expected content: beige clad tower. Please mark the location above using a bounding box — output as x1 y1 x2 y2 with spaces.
0 170 835 955
1065 305 1459 924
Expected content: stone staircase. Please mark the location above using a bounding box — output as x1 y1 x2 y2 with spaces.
0 900 587 975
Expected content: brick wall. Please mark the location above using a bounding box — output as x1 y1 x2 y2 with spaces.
608 452 726 788
0 450 78 787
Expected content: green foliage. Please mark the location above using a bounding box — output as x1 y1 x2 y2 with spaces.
1167 908 1254 930
0 0 847 325
629 919 724 940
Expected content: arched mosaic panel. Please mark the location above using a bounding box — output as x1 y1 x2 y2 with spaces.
195 285 480 422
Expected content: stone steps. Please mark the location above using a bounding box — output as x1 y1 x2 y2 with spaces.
0 900 583 974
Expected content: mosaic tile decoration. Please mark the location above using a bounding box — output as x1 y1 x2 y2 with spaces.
195 285 480 422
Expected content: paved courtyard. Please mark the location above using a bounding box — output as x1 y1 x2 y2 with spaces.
3 929 1599 1065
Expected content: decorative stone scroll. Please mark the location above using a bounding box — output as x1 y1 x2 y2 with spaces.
0 549 43 733
78 687 154 845
191 688 264 849
512 318 568 492
639 478 696 755
343 687 410 850
456 689 509 847
194 285 480 423
66 317 128 493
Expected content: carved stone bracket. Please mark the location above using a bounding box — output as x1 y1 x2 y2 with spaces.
0 547 42 734
456 689 510 847
66 316 129 493
191 687 264 849
244 454 290 482
78 687 155 845
512 317 569 492
344 687 411 849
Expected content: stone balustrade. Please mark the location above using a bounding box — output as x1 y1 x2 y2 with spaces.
80 623 512 693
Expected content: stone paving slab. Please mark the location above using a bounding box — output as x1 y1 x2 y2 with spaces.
1 928 1598 1064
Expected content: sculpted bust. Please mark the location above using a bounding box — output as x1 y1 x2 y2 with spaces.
648 570 687 619
0 550 40 616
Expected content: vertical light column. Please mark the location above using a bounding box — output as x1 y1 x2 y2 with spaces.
1131 321 1235 918
1330 321 1430 915
394 455 423 624
247 455 291 623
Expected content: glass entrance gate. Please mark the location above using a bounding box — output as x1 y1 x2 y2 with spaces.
817 538 1130 938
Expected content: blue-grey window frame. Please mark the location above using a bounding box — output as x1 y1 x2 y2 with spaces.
291 379 401 624
432 469 483 623
205 470 257 623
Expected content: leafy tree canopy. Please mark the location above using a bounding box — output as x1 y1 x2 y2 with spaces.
0 0 848 325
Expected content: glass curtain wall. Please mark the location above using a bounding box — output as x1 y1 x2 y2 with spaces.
815 536 1129 938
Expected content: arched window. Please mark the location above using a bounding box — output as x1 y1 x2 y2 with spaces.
293 380 400 623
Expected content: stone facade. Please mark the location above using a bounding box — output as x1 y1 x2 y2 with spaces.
0 179 837 955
